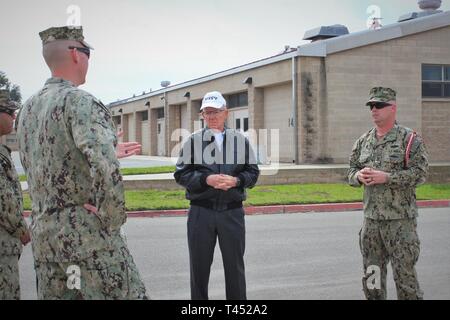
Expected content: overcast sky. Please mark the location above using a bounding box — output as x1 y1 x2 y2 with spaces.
1 0 449 104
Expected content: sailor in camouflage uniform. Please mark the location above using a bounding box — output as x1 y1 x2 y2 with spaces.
16 26 147 300
0 90 31 300
348 87 429 300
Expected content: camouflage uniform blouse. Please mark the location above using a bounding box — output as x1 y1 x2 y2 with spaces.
348 124 429 220
0 144 27 256
16 77 126 263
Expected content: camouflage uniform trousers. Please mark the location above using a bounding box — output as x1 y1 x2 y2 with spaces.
359 217 423 300
35 232 148 300
0 255 20 300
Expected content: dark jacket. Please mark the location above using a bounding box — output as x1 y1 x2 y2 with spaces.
174 128 260 211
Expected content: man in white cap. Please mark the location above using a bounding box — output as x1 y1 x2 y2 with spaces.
174 91 260 300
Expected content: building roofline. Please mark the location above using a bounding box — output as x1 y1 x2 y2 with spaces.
298 10 450 57
109 10 450 107
108 49 298 107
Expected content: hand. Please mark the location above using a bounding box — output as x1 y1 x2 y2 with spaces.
215 175 238 191
84 203 98 215
207 175 238 191
20 230 31 246
116 130 142 159
116 142 142 159
358 168 389 186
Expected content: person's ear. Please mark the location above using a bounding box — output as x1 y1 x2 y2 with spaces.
69 48 79 64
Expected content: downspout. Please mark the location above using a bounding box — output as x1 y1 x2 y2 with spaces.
292 55 299 164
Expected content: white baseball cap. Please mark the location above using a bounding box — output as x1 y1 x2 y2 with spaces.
200 91 227 111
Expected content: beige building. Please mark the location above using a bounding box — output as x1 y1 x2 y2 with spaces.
0 134 18 150
107 9 449 164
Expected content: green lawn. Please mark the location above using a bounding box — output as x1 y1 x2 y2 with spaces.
19 166 176 182
120 166 176 176
21 183 450 211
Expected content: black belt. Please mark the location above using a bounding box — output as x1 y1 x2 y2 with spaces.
190 200 243 211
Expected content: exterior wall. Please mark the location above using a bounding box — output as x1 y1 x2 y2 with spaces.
168 104 182 157
298 56 329 163
1 134 18 151
110 59 292 157
127 113 136 143
150 108 158 156
180 104 188 131
263 83 294 163
422 101 450 162
141 120 150 155
325 25 450 163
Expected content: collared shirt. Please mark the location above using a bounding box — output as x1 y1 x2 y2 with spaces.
213 131 225 152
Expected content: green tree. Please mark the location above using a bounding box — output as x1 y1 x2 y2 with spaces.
0 71 21 103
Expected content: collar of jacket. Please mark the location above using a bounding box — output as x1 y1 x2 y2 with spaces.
370 123 400 146
203 126 228 140
45 77 76 87
0 144 12 155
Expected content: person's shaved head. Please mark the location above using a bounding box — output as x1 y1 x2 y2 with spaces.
42 40 89 86
43 40 81 70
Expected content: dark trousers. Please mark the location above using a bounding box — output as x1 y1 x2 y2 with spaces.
187 205 246 300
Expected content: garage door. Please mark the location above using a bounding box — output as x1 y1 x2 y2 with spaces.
264 84 294 163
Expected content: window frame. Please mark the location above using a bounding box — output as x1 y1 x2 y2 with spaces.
226 92 248 109
422 64 450 98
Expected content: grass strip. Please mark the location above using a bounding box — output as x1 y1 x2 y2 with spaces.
21 183 450 211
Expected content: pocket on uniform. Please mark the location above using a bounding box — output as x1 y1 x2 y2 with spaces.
383 150 404 171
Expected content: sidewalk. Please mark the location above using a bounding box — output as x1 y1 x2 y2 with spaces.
23 200 450 218
18 161 450 191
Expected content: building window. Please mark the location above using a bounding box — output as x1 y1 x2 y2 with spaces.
113 116 121 125
243 118 249 132
422 64 450 98
140 111 148 121
226 92 248 109
157 108 165 119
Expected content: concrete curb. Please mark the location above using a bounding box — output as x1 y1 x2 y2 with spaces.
25 200 448 218
124 200 450 218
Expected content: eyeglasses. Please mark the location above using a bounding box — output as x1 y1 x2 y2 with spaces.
202 110 224 117
369 103 392 110
68 46 90 59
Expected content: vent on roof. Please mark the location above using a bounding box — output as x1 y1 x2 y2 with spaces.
398 0 443 22
160 81 171 88
303 24 349 42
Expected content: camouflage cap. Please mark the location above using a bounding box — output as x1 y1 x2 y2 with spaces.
39 26 94 49
366 87 396 106
0 90 20 114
